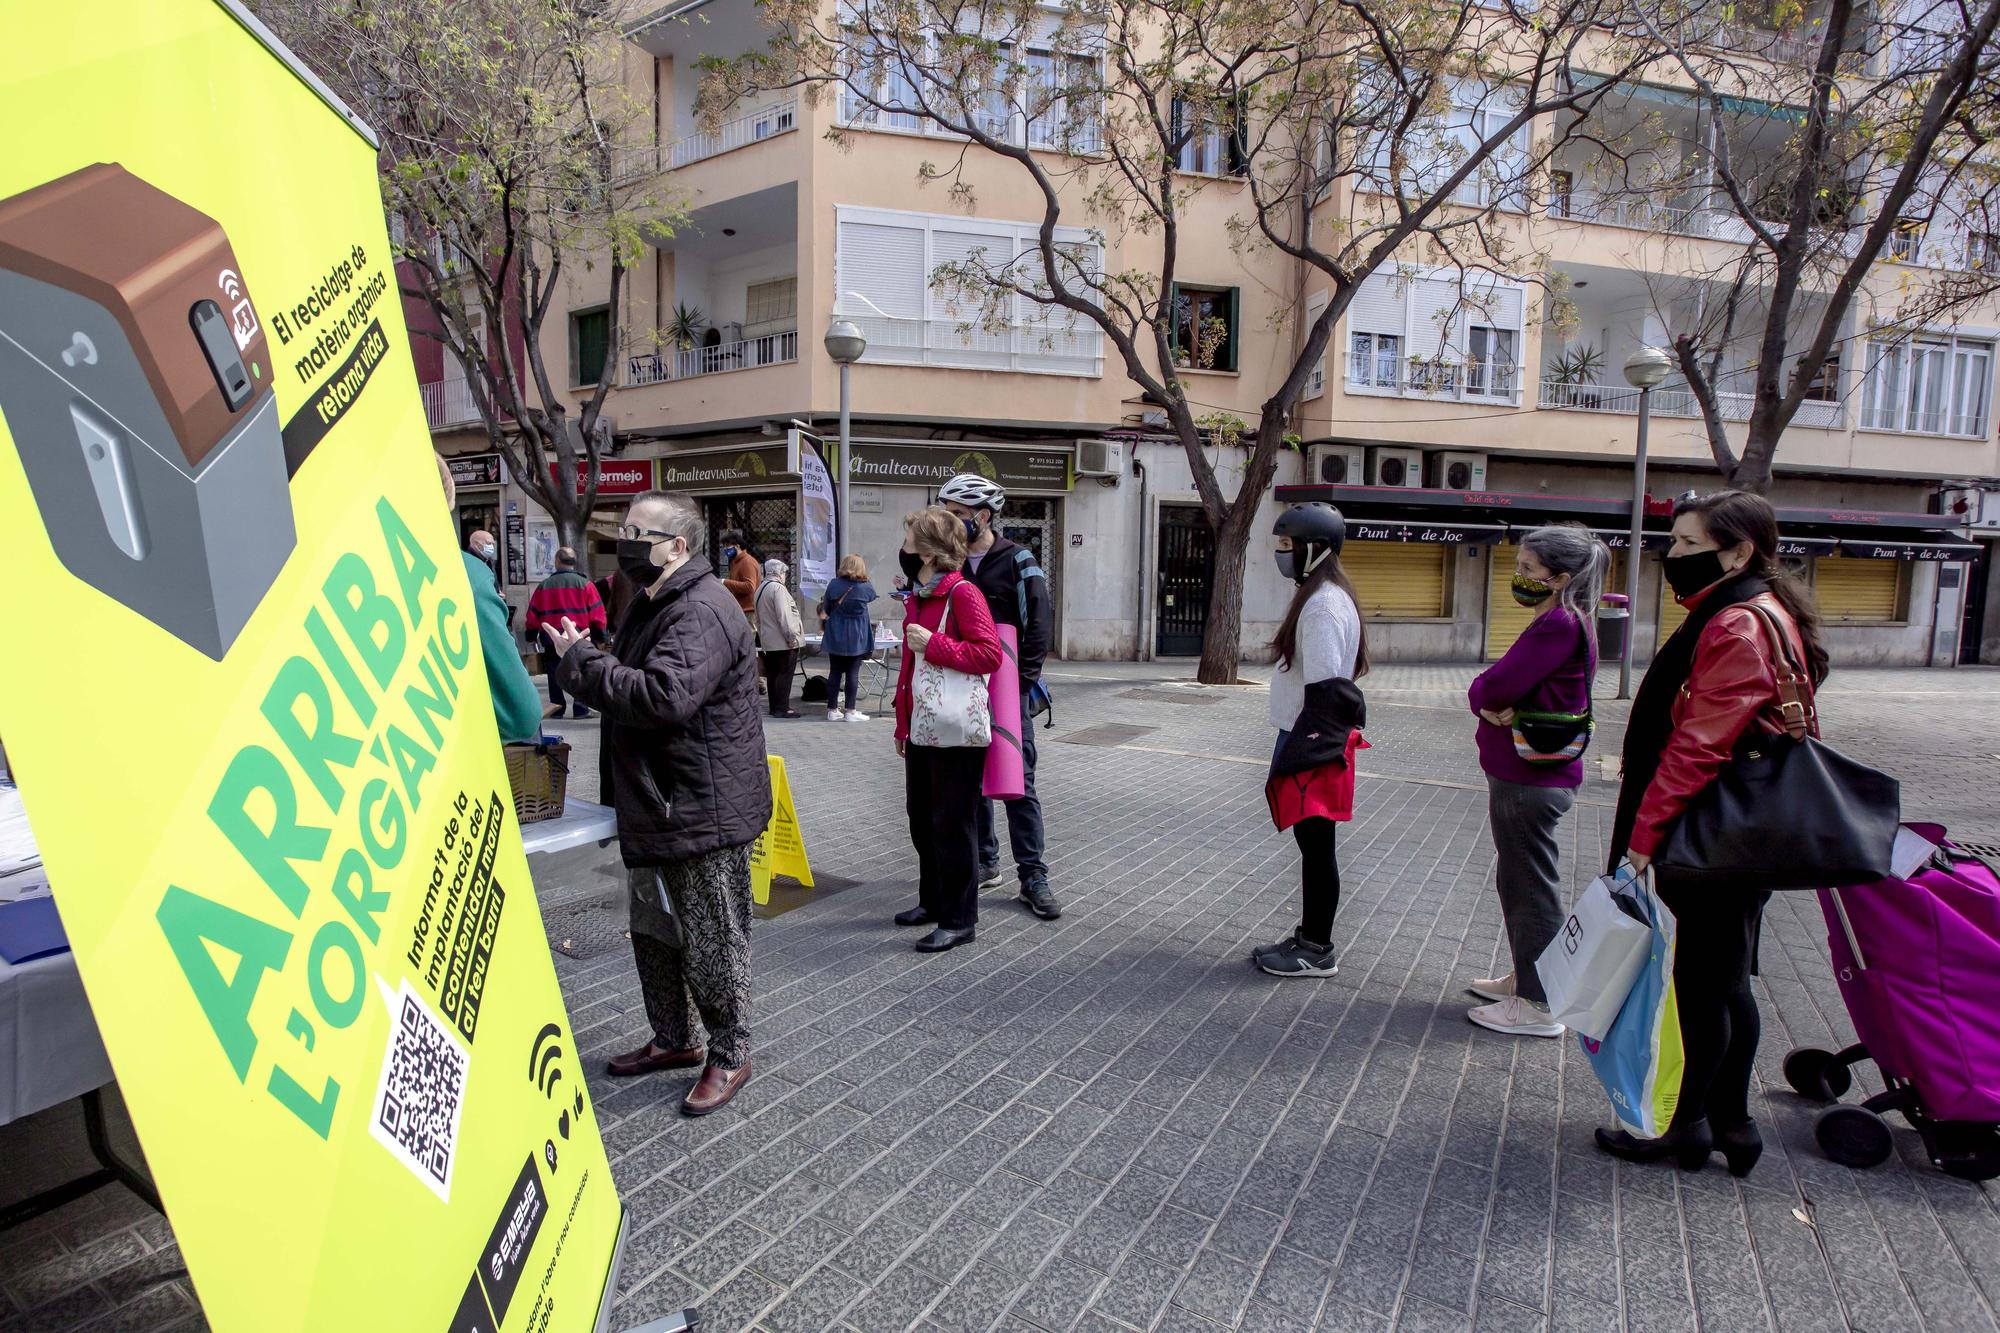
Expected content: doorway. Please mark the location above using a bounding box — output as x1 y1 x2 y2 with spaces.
1156 504 1214 657
996 497 1061 649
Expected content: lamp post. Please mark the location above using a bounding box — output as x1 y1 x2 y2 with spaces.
1619 346 1674 700
823 319 866 559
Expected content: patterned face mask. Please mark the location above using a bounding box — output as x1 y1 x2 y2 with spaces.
1511 574 1555 607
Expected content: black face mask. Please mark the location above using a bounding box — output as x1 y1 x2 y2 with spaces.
899 549 926 581
1662 548 1729 599
616 539 663 586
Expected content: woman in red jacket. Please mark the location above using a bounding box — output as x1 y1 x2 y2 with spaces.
1601 490 1828 1177
892 506 1004 953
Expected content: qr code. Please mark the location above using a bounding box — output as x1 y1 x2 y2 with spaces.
369 980 470 1201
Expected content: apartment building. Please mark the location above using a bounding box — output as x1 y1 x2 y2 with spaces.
419 0 2000 666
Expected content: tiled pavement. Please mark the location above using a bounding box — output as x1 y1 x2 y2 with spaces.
3 661 1998 1331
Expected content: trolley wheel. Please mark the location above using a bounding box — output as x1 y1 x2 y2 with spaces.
1784 1047 1853 1102
1816 1103 1894 1170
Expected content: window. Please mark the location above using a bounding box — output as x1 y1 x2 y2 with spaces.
1466 325 1518 396
1970 232 2000 271
569 306 609 387
1342 268 1526 401
1360 78 1529 209
1303 291 1329 398
1549 169 1575 219
1803 353 1841 401
840 39 925 131
1171 284 1238 371
1172 94 1249 176
1349 332 1403 388
744 277 797 333
838 20 1103 153
833 205 1104 376
1862 333 1994 437
1886 217 1925 263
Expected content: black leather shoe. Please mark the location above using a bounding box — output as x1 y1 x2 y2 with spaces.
894 906 936 927
1595 1119 1713 1171
914 926 975 952
1713 1120 1764 1177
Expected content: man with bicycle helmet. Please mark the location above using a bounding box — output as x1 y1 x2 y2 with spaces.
937 472 1060 921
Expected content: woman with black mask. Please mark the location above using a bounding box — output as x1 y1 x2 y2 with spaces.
1600 490 1828 1177
1255 503 1369 978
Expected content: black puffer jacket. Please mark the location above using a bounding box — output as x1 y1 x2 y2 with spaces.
554 561 771 864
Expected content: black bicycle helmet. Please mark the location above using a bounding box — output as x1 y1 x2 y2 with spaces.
1273 502 1346 584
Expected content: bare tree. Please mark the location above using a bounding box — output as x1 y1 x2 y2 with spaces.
1594 0 2000 491
256 0 680 547
704 0 1658 681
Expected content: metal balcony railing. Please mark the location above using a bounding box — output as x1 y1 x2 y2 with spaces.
1547 188 1733 239
1345 354 1524 401
1538 377 1846 429
626 330 799 386
663 99 798 170
421 378 482 430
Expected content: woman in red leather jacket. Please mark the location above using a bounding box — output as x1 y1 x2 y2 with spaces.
1601 490 1828 1177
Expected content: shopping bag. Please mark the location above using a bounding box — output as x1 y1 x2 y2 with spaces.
908 585 991 749
1578 871 1684 1137
1535 865 1653 1041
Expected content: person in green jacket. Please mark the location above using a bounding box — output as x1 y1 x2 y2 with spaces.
437 454 541 742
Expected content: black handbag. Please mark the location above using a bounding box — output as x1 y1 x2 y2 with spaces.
1655 602 1900 889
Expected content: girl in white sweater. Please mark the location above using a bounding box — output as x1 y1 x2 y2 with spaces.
1257 503 1369 977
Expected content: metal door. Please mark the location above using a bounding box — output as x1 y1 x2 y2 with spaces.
996 498 1060 648
703 493 798 587
1156 505 1214 657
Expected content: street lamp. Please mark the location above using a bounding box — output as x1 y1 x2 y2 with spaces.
1619 345 1674 700
824 319 866 559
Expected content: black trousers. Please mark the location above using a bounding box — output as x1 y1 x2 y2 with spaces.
763 649 797 714
1294 817 1341 947
1661 876 1768 1130
540 630 565 709
827 654 864 711
905 744 987 930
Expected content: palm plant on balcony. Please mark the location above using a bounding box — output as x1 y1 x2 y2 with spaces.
1548 343 1605 408
665 302 709 351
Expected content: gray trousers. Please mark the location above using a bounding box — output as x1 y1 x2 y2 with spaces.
1486 777 1577 1005
628 844 753 1069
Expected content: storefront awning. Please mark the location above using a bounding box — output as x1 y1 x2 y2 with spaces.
1347 519 1507 545
1832 540 1985 561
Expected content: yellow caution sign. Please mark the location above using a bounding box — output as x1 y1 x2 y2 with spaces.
750 755 814 905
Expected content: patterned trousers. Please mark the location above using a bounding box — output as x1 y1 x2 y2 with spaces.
628 843 753 1070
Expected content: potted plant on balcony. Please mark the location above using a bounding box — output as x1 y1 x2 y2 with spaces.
1548 343 1605 408
666 302 708 350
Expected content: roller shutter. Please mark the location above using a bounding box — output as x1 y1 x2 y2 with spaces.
1815 554 1903 623
1658 575 1691 645
1342 542 1448 619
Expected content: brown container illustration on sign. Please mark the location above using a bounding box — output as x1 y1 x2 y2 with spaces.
0 163 295 659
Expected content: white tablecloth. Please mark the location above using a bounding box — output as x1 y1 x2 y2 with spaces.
518 798 618 857
0 950 112 1126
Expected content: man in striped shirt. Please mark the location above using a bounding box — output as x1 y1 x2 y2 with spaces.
526 546 607 718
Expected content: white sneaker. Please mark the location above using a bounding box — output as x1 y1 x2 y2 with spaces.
1468 996 1564 1038
1467 971 1516 1003
845 710 870 721
827 709 842 722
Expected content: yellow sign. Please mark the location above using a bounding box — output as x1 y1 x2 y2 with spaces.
0 6 619 1331
750 755 814 905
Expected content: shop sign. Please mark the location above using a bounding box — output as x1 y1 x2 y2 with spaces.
0 9 621 1329
504 508 526 585
1350 521 1502 544
447 452 504 488
846 442 1073 491
568 458 653 496
1841 541 1976 561
656 445 792 491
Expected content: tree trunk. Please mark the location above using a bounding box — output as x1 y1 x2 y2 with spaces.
1196 502 1255 684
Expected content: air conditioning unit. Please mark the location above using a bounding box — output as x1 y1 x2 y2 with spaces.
1430 451 1488 492
1368 446 1423 489
1943 486 2000 533
1310 444 1366 486
1076 438 1127 478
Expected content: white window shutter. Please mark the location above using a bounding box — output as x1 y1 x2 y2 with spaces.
929 227 1015 367
1347 272 1406 336
837 215 927 362
1304 292 1329 398
1407 277 1463 361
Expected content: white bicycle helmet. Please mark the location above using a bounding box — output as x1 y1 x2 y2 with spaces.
938 472 1007 515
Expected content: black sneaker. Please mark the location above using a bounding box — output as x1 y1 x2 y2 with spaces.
1020 881 1062 920
1255 933 1338 978
976 863 1004 891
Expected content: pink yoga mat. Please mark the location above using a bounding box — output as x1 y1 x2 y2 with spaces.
984 623 1025 800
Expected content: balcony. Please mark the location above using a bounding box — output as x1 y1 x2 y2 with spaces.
1346 354 1525 404
421 378 481 430
1538 377 1845 429
662 98 797 171
1548 188 1734 241
628 330 798 385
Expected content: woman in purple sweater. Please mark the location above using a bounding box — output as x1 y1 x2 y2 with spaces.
1465 524 1610 1037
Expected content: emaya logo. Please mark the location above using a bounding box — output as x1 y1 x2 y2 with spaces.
952 450 999 481
733 451 769 477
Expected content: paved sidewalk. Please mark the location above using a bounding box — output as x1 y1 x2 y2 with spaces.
2 662 1997 1332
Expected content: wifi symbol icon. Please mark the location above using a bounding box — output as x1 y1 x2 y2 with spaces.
529 1023 587 1146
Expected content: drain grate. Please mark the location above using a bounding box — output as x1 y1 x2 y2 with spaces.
1117 688 1225 705
1056 722 1159 747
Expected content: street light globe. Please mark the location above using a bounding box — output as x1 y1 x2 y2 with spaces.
824 319 867 365
1623 346 1673 389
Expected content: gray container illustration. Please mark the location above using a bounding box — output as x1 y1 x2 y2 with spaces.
0 163 295 660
